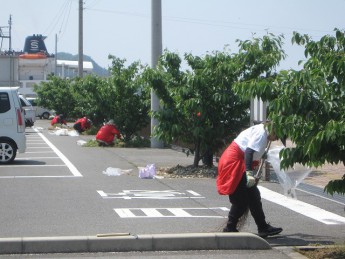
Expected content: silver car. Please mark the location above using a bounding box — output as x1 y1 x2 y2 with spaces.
26 97 54 120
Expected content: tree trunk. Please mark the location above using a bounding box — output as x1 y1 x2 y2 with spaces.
193 140 201 167
202 148 213 167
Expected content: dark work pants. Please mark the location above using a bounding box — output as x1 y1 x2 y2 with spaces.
73 123 83 134
226 174 267 231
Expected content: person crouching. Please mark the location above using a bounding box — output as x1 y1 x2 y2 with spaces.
51 114 67 126
73 117 92 134
96 120 121 146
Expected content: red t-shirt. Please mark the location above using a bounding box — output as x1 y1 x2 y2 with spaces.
51 115 66 126
75 117 91 130
96 124 121 144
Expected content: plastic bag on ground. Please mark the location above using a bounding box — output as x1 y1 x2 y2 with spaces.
103 167 132 176
53 128 79 137
55 129 69 136
138 164 156 179
68 130 79 137
266 146 312 199
77 140 87 146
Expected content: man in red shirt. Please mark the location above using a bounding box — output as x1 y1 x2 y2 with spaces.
73 117 92 134
51 114 67 126
96 120 121 146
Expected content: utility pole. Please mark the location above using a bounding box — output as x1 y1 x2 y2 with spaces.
150 0 164 148
78 0 83 78
8 15 12 51
55 34 58 76
6 15 13 87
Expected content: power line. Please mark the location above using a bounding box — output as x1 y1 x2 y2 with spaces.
58 0 73 40
43 0 73 40
84 7 337 39
84 0 102 10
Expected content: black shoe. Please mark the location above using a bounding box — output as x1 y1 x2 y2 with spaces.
258 224 282 238
223 227 239 233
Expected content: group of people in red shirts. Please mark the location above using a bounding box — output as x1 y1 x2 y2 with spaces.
51 115 121 146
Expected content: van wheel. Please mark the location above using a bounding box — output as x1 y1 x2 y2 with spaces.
42 112 50 120
0 141 17 164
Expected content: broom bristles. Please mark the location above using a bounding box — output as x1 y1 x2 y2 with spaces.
237 208 250 230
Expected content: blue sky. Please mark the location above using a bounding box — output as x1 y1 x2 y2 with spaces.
1 0 344 70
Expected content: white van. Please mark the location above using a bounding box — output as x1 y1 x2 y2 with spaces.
19 95 36 127
0 87 26 163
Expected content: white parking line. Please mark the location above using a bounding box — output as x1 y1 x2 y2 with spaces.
16 157 60 160
1 164 65 167
114 207 228 218
259 186 345 225
1 175 81 179
97 189 205 199
33 129 83 177
25 151 55 154
26 147 51 149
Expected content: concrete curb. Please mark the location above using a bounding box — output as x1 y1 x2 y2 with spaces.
0 233 271 254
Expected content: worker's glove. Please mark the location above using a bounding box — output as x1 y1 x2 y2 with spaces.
246 170 256 188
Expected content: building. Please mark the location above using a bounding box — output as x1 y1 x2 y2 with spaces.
56 60 93 79
0 35 93 97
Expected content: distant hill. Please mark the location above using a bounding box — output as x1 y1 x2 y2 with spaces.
57 52 110 77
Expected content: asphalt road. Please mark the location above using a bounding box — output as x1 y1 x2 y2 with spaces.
0 119 344 257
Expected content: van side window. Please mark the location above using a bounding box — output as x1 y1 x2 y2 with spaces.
0 92 11 113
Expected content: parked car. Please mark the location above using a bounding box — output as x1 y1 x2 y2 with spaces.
0 87 26 163
19 95 36 127
26 97 54 120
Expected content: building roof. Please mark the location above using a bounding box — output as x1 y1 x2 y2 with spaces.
57 60 93 70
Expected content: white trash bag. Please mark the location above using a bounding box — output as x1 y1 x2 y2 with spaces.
55 129 69 136
266 146 312 199
68 130 79 137
103 167 132 176
138 164 156 179
54 128 79 137
77 140 87 146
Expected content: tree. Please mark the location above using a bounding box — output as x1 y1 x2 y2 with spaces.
35 57 150 143
144 33 286 168
144 50 251 167
234 29 345 195
106 56 150 142
35 76 76 117
71 75 116 125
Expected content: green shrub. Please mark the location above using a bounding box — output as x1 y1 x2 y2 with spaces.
83 136 150 148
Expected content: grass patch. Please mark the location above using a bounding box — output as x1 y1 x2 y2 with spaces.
83 126 99 135
298 245 345 259
83 136 150 148
83 139 99 147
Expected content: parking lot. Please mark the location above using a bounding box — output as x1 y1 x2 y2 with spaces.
0 126 82 178
0 119 344 249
